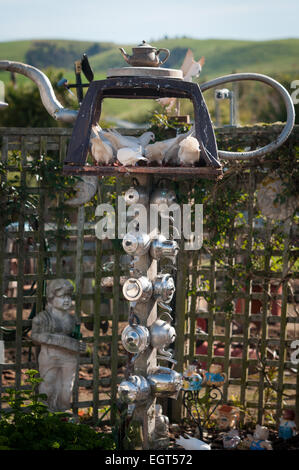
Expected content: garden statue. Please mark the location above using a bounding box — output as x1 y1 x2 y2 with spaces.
182 364 204 391
217 404 239 431
152 404 170 448
278 410 297 440
222 429 241 449
31 279 86 412
243 424 273 450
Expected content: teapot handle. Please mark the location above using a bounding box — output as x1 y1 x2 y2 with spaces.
156 48 170 65
158 311 173 323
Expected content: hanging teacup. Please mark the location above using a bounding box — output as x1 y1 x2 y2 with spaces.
203 371 227 387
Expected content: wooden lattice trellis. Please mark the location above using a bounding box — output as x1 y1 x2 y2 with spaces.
0 126 298 428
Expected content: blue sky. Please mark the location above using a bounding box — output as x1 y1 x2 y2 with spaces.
0 0 298 43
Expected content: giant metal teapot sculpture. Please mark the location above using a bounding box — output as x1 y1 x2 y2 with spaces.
0 53 295 161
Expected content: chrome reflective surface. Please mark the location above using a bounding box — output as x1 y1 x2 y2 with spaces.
122 276 153 303
121 324 150 354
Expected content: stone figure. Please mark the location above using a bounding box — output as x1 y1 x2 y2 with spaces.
31 279 85 412
152 404 169 449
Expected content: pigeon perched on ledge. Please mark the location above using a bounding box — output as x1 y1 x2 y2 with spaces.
178 135 200 166
90 135 114 165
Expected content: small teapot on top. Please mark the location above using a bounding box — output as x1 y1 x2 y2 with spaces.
119 40 170 67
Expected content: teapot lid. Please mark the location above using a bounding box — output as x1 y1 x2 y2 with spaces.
124 278 141 300
135 40 155 49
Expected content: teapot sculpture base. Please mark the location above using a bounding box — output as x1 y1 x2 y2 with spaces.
107 66 183 79
63 164 223 180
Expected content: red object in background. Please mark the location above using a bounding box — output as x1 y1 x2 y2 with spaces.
197 318 207 331
235 283 282 316
196 341 258 378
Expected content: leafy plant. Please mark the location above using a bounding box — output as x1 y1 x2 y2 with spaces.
148 112 192 141
0 370 116 450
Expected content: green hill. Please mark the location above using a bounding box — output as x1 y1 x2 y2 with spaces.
0 37 299 80
88 38 298 79
0 37 298 126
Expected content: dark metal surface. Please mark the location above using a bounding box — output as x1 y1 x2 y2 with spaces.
182 387 224 440
64 76 221 173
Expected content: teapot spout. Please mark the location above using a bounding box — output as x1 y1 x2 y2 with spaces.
119 48 130 64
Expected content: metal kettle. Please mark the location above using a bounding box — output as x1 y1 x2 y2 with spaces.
150 187 176 206
118 375 151 404
147 366 182 398
150 312 176 357
119 40 170 67
153 273 175 305
124 185 149 206
121 324 150 354
122 276 153 303
150 234 179 261
122 231 151 256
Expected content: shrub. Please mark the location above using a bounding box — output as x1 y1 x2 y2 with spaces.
0 370 116 450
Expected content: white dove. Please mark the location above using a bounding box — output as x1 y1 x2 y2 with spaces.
102 129 153 153
145 131 191 165
107 129 155 148
176 435 211 451
117 147 148 166
90 134 114 165
178 135 200 166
